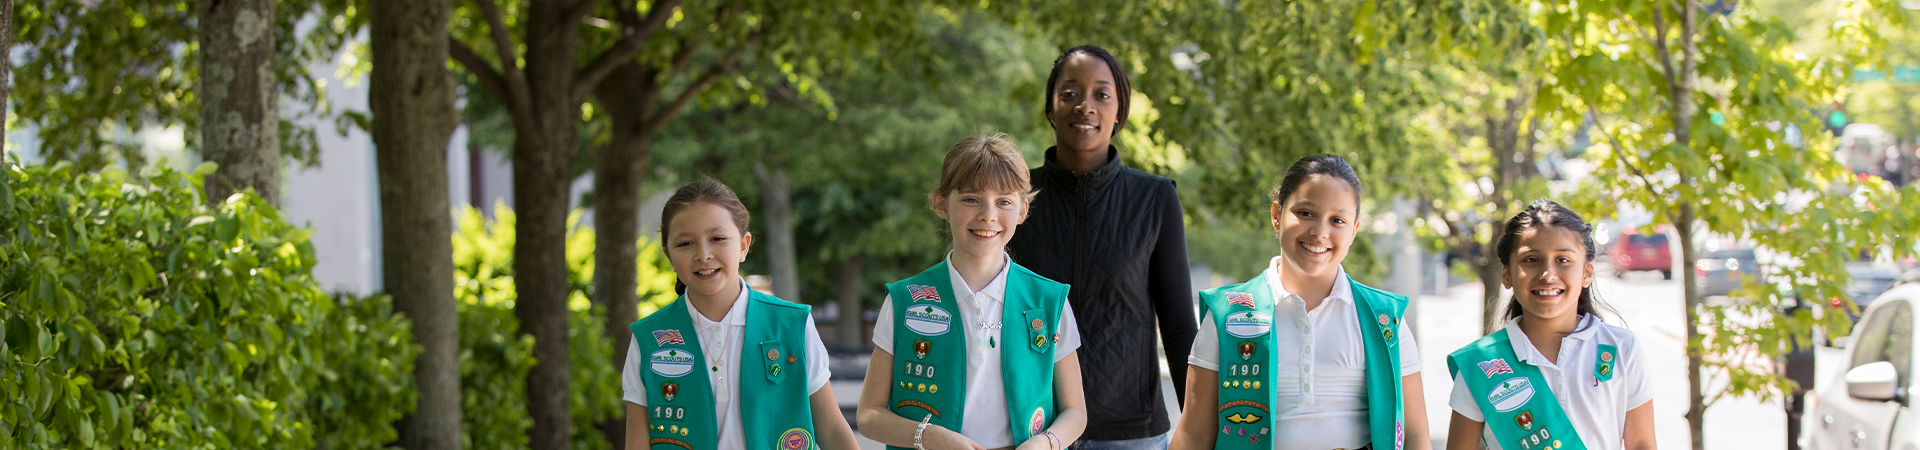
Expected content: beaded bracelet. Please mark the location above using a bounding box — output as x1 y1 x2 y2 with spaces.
913 414 934 450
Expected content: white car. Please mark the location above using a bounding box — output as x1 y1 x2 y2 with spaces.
1802 279 1920 450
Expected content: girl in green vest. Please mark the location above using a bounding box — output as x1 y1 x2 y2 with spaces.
856 134 1090 450
622 178 860 450
1171 154 1431 450
1442 201 1655 450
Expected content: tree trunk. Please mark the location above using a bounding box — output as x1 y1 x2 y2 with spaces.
516 2 590 449
197 0 280 205
369 0 461 448
1 0 10 151
754 161 800 301
1473 243 1505 335
589 62 659 450
837 254 868 347
1665 2 1703 448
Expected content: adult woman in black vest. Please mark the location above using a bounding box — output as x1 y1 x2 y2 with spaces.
1007 45 1198 449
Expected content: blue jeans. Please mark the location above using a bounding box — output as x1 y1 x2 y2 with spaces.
1069 432 1171 450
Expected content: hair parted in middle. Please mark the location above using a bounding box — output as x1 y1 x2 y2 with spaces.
932 133 1037 202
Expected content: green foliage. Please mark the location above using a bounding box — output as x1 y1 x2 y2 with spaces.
0 157 416 449
1534 0 1920 410
449 205 677 450
11 0 365 169
655 8 1056 305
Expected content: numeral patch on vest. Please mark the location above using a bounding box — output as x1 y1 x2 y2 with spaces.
650 406 686 422
1514 426 1557 450
902 361 937 380
1226 363 1262 378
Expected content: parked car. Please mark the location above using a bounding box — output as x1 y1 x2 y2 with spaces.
1696 248 1764 297
1845 264 1905 322
1611 231 1673 279
1800 280 1920 450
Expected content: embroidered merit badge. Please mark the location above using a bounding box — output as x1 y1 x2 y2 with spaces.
1226 413 1263 424
780 428 812 450
1515 410 1535 430
1479 358 1515 377
649 349 695 377
904 305 953 336
908 284 941 302
1239 341 1257 361
1487 378 1536 413
1029 407 1046 434
913 340 931 360
1227 292 1256 309
661 382 678 402
652 329 685 345
1224 311 1273 338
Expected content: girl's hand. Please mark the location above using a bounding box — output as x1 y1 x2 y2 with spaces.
923 425 988 450
1014 434 1060 450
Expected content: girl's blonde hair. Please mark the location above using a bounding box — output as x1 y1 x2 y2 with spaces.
932 134 1036 201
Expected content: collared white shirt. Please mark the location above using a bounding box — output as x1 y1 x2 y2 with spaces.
1189 259 1421 450
1448 313 1655 450
873 252 1083 449
622 278 831 450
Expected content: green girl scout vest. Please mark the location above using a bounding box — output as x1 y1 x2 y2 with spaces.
883 261 1069 450
1197 274 1409 450
1444 328 1593 450
630 289 817 450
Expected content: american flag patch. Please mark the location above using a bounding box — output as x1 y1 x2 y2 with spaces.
908 285 941 302
1478 358 1514 377
1227 292 1256 309
652 329 685 345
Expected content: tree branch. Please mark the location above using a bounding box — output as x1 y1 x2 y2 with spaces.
467 0 533 115
662 36 711 84
562 0 602 25
449 38 510 104
638 26 768 139
573 0 688 103
1586 104 1669 202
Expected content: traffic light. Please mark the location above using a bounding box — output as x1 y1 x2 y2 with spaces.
1825 102 1848 135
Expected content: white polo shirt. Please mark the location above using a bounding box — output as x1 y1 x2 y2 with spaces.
873 253 1083 449
622 278 831 450
1189 260 1421 450
1447 314 1654 450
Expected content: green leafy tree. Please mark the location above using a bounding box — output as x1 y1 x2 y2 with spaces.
10 0 361 172
1531 1 1920 448
0 158 416 449
448 204 678 450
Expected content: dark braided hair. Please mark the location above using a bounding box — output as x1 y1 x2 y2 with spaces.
1496 200 1618 323
1044 45 1131 136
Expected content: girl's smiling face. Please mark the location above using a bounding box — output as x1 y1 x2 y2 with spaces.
933 189 1028 262
665 202 753 299
1502 225 1595 322
1271 174 1358 280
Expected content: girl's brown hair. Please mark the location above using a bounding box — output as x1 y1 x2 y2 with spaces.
659 177 751 294
932 134 1036 201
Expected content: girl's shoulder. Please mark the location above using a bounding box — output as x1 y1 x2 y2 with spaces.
1582 317 1641 349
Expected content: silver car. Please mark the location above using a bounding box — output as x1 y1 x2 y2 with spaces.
1802 274 1920 450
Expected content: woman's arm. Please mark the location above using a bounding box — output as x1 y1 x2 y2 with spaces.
1401 373 1433 450
625 403 651 450
1147 181 1198 407
1623 400 1656 450
1019 351 1088 450
1168 365 1219 450
810 385 861 450
856 349 985 450
1444 411 1484 450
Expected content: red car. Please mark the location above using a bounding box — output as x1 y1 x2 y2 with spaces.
1611 231 1673 279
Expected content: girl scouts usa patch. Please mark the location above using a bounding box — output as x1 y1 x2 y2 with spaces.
1224 311 1273 338
649 349 695 377
904 305 953 336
